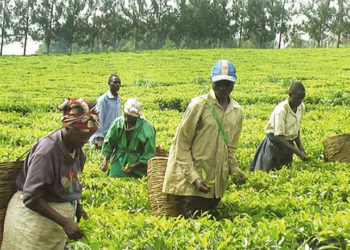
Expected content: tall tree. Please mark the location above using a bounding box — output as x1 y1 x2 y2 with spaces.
301 0 335 47
169 0 191 49
12 0 35 55
232 0 248 48
31 0 60 54
187 0 212 47
244 0 276 48
271 0 295 48
331 0 350 47
122 0 148 50
0 0 12 55
100 0 127 50
210 0 230 47
59 0 87 53
84 0 101 52
288 24 305 48
150 0 172 48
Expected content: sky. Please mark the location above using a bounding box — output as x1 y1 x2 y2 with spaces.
3 38 40 55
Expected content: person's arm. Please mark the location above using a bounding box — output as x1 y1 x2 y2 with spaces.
76 156 89 222
295 104 306 155
294 131 304 152
276 135 307 160
22 151 84 240
100 156 110 172
100 119 120 171
227 109 246 185
174 100 205 185
137 125 156 165
27 198 84 240
294 132 307 160
273 105 307 161
228 109 243 175
92 97 106 140
98 98 111 138
76 200 88 222
124 124 157 173
122 161 141 173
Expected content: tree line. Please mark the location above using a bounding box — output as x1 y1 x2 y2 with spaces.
1 0 349 55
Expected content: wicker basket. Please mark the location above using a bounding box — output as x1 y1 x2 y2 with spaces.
0 208 6 231
155 146 169 157
147 157 181 217
323 134 350 163
0 160 24 246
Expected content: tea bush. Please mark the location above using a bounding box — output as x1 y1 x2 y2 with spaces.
1 48 350 249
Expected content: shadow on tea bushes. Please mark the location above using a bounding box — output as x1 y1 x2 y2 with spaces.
154 97 189 112
132 79 173 88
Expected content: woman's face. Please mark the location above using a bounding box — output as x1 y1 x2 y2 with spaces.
65 128 93 148
124 114 138 129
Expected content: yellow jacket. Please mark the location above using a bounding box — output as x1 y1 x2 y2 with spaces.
162 89 243 198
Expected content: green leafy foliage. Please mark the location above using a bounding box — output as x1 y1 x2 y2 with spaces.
1 48 350 249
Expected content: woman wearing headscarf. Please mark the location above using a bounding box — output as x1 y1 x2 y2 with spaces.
100 98 156 178
1 98 99 250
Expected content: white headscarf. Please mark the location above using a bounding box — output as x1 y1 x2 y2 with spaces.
124 98 142 117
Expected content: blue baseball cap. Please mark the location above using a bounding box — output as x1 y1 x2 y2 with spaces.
210 60 236 83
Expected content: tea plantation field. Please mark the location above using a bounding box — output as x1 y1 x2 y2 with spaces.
1 48 350 249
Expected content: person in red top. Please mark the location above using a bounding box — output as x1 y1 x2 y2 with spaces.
2 98 99 250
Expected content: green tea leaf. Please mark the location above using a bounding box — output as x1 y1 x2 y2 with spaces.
201 169 206 180
208 180 215 185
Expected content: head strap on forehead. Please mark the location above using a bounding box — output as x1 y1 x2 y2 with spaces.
57 98 100 133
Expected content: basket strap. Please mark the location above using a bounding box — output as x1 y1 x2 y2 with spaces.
16 148 31 161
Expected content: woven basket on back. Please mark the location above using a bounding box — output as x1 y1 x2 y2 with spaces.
155 146 169 157
323 134 350 163
0 160 24 246
147 157 181 217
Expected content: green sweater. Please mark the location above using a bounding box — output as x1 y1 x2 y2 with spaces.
102 116 156 177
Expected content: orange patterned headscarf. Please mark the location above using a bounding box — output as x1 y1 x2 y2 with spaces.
57 98 100 133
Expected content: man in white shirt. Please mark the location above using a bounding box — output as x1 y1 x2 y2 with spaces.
249 82 308 172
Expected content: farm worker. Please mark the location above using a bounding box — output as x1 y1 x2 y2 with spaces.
1 98 99 249
162 60 246 218
100 98 156 178
249 81 308 172
89 74 122 149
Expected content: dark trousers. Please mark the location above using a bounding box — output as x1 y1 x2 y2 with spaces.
175 195 221 218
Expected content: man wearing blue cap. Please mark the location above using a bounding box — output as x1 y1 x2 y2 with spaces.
163 60 246 218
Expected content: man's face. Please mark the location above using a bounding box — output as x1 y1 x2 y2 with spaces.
109 76 121 95
289 90 305 108
212 80 234 99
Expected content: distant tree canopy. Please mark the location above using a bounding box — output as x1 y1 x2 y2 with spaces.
1 0 350 55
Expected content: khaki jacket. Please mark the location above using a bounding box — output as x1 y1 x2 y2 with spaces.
162 89 243 198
